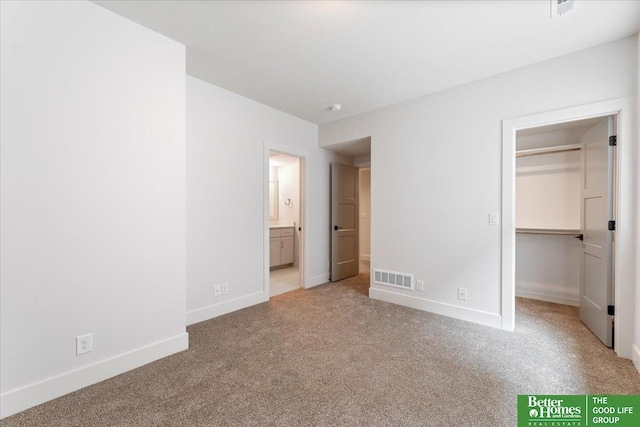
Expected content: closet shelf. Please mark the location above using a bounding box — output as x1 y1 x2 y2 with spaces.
516 228 580 236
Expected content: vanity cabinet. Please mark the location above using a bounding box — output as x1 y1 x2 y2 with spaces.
270 227 294 269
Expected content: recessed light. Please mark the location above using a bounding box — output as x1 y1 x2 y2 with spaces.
329 104 342 112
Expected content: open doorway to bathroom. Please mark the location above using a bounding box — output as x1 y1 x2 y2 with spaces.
269 151 303 296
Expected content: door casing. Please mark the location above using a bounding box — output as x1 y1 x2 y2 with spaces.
263 143 306 299
501 97 635 359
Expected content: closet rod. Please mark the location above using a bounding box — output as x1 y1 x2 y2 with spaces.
516 143 581 158
516 228 581 236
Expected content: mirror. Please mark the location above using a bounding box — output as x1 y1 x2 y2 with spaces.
269 181 278 221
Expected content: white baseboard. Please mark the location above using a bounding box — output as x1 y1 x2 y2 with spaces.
632 344 640 375
187 291 266 326
359 254 370 261
306 273 330 288
0 332 188 419
369 287 502 329
515 290 579 307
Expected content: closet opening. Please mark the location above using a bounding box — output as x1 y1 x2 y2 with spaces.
514 114 617 348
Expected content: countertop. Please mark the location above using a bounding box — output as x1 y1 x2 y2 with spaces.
270 224 295 229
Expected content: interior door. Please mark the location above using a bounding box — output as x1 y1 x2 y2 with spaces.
579 116 614 347
331 163 359 281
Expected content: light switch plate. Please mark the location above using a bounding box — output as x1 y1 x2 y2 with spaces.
489 213 500 226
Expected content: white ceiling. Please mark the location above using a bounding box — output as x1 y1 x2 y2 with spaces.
322 137 371 157
94 1 640 125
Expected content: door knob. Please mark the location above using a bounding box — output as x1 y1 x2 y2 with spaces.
575 234 584 241
334 225 344 231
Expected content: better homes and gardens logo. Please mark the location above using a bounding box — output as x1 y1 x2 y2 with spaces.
518 395 640 427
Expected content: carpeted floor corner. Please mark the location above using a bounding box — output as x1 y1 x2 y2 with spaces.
3 272 639 426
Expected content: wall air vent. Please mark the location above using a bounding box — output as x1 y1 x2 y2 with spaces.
373 268 414 291
551 0 577 18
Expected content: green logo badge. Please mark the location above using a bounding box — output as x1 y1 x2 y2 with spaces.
518 395 640 427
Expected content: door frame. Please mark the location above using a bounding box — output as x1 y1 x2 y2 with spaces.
501 97 635 358
263 143 306 298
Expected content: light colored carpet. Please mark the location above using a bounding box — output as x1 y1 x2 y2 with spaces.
4 272 639 426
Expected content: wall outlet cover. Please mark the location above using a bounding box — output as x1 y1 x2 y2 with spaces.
222 283 229 295
458 288 468 301
76 333 93 356
489 213 500 226
214 284 222 297
416 280 424 291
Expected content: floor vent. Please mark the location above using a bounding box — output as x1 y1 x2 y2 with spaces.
373 268 414 290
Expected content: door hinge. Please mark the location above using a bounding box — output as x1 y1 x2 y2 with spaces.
609 135 617 146
608 220 615 231
607 305 615 316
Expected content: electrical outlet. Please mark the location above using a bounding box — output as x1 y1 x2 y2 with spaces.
416 280 424 291
489 213 500 226
76 333 92 356
222 283 229 295
214 284 222 297
458 288 467 301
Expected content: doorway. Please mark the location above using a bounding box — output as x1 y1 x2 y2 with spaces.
324 137 372 283
359 167 371 275
501 97 635 358
514 116 615 347
268 150 304 297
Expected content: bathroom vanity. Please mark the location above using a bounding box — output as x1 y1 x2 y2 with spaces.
269 226 294 269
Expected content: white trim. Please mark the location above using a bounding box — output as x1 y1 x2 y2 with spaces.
369 288 502 329
359 254 370 261
186 291 266 326
632 344 640 375
502 96 636 359
0 332 188 419
307 273 330 288
515 291 579 307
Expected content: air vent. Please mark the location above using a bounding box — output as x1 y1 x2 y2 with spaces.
373 268 414 291
551 0 576 18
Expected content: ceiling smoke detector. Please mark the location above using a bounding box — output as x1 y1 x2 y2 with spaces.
551 0 577 18
329 104 342 112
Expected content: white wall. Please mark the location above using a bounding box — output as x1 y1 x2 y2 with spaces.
359 168 371 260
516 150 581 229
277 161 301 266
0 1 187 418
187 75 350 325
319 36 638 344
278 162 300 227
516 234 581 305
634 32 640 373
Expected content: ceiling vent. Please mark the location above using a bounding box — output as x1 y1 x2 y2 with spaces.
373 268 414 291
551 0 577 18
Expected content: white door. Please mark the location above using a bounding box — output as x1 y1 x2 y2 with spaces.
579 117 614 347
331 163 359 281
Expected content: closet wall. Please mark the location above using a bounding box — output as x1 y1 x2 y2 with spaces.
515 126 590 306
